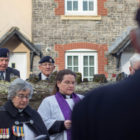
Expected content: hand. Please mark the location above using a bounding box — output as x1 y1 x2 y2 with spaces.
64 120 71 129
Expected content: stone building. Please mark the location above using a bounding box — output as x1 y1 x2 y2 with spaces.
32 0 139 80
0 0 139 81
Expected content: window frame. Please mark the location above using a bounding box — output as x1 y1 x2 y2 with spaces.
65 0 97 16
65 49 98 81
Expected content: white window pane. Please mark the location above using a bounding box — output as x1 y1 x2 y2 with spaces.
73 1 78 11
74 56 78 66
67 1 72 10
68 56 72 66
83 1 88 11
90 67 94 76
89 56 94 65
84 56 88 65
74 67 78 72
89 1 94 11
89 78 93 81
84 67 88 76
68 67 72 70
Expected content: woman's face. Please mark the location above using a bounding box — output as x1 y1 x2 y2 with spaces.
57 74 76 95
12 89 30 109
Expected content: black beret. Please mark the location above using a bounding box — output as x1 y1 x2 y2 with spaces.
39 56 55 64
0 48 10 57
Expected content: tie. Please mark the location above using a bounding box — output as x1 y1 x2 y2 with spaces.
0 71 4 80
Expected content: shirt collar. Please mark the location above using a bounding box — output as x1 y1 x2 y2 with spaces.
41 73 49 80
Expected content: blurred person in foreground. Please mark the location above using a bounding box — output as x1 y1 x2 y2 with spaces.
0 78 49 140
71 7 140 140
0 48 20 82
38 69 84 140
129 54 140 75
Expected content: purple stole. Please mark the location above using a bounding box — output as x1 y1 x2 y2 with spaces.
55 92 81 140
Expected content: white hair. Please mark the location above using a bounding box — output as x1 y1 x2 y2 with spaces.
130 54 140 67
7 78 33 100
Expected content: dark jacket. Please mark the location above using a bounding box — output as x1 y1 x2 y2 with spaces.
5 67 20 82
0 100 49 140
72 69 140 140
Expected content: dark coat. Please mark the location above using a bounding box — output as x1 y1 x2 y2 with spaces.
72 69 140 140
5 67 20 82
0 100 49 140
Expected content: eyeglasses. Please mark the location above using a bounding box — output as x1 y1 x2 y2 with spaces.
63 81 76 85
16 94 30 99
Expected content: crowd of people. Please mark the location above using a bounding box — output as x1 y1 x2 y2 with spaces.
0 6 140 140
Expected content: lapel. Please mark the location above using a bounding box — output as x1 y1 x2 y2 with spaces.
5 68 10 82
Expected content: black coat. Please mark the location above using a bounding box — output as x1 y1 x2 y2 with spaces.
0 100 49 140
72 69 140 140
5 67 20 82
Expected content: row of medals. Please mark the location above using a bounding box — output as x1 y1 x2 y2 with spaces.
12 126 24 137
0 128 10 139
0 126 24 139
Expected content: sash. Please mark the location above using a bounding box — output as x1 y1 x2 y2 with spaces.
55 92 81 140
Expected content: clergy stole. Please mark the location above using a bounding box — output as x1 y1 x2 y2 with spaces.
55 92 81 140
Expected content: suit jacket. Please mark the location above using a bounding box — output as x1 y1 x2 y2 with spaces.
5 67 20 82
72 69 140 140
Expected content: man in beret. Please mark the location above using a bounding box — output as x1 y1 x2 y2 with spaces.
0 48 20 82
38 56 55 81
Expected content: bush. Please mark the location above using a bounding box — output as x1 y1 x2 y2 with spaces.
75 72 82 84
93 74 107 83
83 78 88 82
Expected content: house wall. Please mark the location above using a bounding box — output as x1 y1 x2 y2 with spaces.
32 0 139 80
0 0 32 40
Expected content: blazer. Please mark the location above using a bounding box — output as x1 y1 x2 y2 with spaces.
5 67 20 82
72 69 140 140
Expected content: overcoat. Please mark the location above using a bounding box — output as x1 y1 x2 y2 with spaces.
0 100 49 140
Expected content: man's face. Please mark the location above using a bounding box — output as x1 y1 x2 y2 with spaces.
39 62 55 77
0 57 9 71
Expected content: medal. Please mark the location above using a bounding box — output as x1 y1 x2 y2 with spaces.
2 128 6 139
17 126 20 137
0 129 2 138
6 128 10 139
20 127 24 137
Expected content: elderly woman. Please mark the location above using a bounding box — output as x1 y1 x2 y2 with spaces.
0 78 49 140
38 69 84 140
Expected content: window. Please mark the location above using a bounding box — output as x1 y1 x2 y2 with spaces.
65 0 97 15
65 49 98 81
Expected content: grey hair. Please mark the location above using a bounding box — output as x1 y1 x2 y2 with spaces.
7 78 33 100
130 54 140 67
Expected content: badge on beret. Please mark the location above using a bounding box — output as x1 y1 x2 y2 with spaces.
49 58 52 63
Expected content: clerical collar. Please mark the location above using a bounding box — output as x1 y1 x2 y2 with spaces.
61 93 72 99
18 109 23 112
